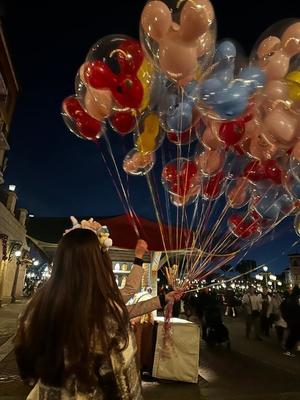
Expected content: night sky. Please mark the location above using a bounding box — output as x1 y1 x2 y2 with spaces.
1 0 300 272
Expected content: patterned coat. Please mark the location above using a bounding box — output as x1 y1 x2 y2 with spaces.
25 264 162 400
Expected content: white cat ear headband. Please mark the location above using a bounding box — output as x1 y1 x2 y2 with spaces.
64 216 113 252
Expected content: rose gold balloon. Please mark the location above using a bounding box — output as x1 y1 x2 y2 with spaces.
180 0 214 43
281 22 300 58
85 87 113 118
228 178 249 208
291 140 300 161
257 36 281 59
263 80 289 102
141 1 172 42
196 149 223 175
249 135 277 160
202 127 224 149
84 91 106 120
260 50 290 81
264 109 298 144
159 32 198 80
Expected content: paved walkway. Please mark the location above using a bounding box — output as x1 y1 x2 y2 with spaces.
1 305 300 400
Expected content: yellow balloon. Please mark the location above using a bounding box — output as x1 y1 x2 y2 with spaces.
137 58 153 112
136 113 160 153
286 70 300 101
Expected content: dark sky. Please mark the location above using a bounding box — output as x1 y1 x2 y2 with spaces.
1 0 300 272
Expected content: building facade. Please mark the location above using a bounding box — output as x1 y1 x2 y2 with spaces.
0 21 28 305
288 254 300 287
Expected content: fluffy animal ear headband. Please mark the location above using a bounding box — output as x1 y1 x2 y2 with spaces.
64 216 113 252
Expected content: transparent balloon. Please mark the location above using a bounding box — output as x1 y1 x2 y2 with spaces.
61 95 104 141
75 67 113 120
108 110 139 135
199 171 225 200
250 19 300 82
123 148 156 176
158 81 200 133
195 147 225 177
140 0 216 85
228 212 262 240
225 178 251 208
195 39 264 121
161 158 200 207
82 34 153 113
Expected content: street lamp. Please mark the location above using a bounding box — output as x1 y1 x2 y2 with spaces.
269 274 277 281
14 250 21 258
33 260 40 266
263 265 268 272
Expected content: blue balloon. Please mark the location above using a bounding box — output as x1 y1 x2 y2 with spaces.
215 40 237 63
166 102 193 133
211 62 235 83
200 78 226 105
209 81 250 119
185 80 202 105
238 66 266 93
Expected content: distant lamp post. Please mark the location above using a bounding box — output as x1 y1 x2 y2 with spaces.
268 281 273 286
33 260 39 266
14 250 21 258
255 274 264 281
277 281 282 287
8 185 16 192
263 265 268 272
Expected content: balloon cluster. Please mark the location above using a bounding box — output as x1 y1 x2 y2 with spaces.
62 0 300 239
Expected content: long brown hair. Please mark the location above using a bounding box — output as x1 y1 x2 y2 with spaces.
14 229 129 389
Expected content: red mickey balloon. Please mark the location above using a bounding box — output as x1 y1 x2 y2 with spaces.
244 161 266 182
63 97 102 140
229 214 261 239
84 61 117 90
75 111 102 139
118 39 144 75
219 119 245 146
262 160 282 184
180 160 198 182
162 164 178 183
63 97 82 118
110 111 136 135
203 171 224 198
83 60 143 110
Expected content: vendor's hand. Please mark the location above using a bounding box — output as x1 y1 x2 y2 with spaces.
165 290 183 303
135 239 148 258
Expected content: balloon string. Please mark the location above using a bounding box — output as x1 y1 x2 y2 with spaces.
101 135 140 237
146 173 171 268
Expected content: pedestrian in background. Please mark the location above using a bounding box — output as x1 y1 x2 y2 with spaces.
242 287 262 340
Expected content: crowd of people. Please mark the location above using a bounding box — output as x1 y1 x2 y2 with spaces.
183 285 300 357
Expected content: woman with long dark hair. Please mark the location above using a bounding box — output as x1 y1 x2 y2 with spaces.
14 221 177 399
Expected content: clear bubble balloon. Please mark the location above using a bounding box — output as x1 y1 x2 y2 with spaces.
161 158 200 206
83 35 152 113
225 178 251 208
140 0 216 84
250 19 300 82
61 95 105 141
123 148 155 176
